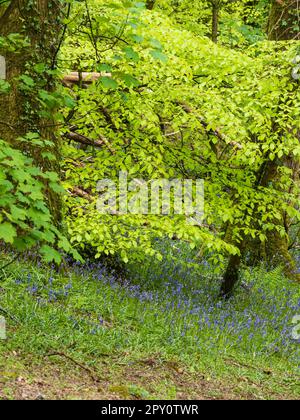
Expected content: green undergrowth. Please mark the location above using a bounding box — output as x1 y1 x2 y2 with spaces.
0 251 299 399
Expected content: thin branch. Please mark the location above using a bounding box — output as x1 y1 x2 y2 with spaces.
51 2 71 70
47 351 100 383
0 254 19 272
0 306 20 323
62 71 110 87
69 186 94 202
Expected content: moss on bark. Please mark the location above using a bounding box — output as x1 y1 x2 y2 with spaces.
0 0 64 223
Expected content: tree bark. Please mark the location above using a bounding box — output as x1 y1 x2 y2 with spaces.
0 0 65 223
264 0 300 276
146 0 156 10
211 0 220 43
268 0 300 40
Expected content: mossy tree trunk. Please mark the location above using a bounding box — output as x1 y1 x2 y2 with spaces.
210 0 220 43
0 0 65 223
257 159 299 279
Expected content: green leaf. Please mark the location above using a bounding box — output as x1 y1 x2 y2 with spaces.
40 245 62 264
150 50 168 63
119 73 140 87
0 80 11 94
33 63 46 74
100 76 119 90
123 46 140 62
97 63 112 72
19 75 35 87
0 222 17 243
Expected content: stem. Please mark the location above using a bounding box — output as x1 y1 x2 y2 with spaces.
0 254 19 273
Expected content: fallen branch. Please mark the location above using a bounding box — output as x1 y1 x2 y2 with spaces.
69 187 94 202
224 357 272 375
64 131 104 148
47 351 100 383
62 71 111 87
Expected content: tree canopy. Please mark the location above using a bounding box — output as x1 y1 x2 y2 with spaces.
0 0 299 296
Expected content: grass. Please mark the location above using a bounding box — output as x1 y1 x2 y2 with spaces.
0 242 299 400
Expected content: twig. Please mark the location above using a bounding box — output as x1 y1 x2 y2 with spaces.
51 2 71 70
0 306 20 323
0 254 19 272
224 357 272 375
47 351 100 383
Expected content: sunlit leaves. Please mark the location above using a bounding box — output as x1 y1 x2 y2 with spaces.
59 0 300 267
0 222 17 244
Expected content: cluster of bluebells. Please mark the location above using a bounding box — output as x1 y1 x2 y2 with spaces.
15 272 73 303
12 241 300 367
294 253 300 275
124 241 300 365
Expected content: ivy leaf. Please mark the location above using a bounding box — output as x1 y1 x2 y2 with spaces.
33 63 46 74
0 80 11 94
63 95 76 109
10 205 27 221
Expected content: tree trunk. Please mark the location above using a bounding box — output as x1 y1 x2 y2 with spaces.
211 1 220 43
146 0 156 10
268 0 300 40
258 160 299 279
0 0 65 223
220 252 243 298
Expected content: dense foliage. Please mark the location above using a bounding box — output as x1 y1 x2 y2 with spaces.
0 0 299 294
58 1 300 277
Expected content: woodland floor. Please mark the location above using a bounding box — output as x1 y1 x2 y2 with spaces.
0 351 299 400
0 252 299 400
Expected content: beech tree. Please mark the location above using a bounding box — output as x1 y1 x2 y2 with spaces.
221 0 300 297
